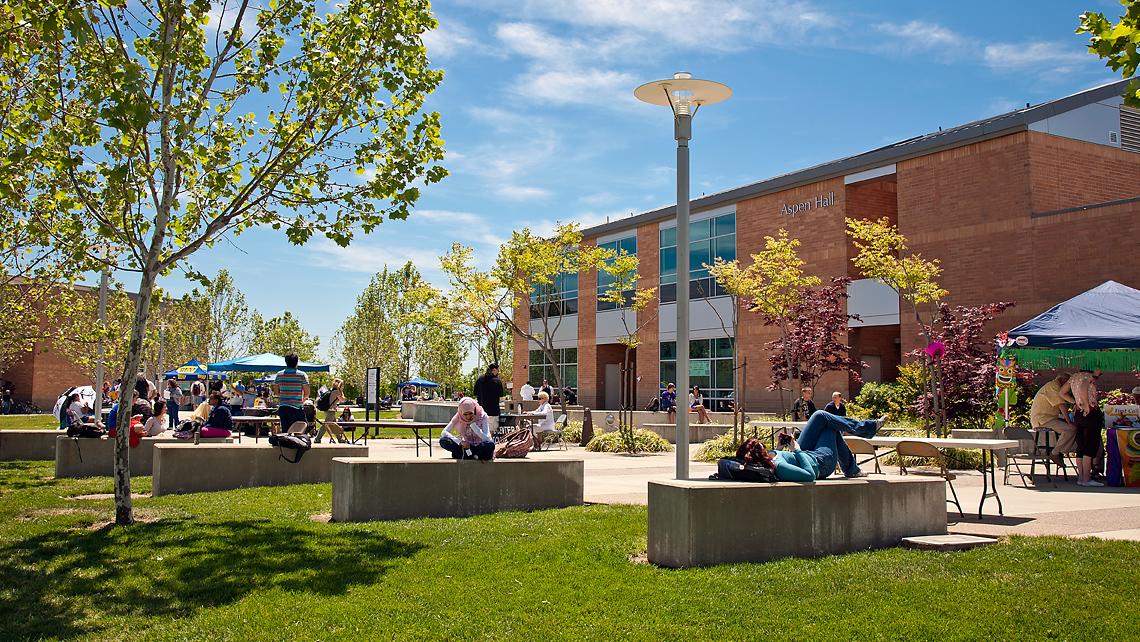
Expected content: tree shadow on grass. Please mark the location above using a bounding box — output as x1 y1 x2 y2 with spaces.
0 517 423 640
0 461 64 492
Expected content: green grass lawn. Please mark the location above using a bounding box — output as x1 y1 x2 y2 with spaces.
0 461 1137 640
0 414 59 430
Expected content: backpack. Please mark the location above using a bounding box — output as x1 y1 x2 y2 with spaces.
644 397 660 412
316 389 333 411
713 457 779 483
268 433 312 463
67 423 107 439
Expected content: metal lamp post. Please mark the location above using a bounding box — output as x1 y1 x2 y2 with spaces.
635 72 731 479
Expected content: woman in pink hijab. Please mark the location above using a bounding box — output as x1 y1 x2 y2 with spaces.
440 397 494 460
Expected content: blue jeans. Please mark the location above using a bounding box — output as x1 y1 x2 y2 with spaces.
277 405 305 434
440 437 494 460
797 410 881 478
166 399 179 429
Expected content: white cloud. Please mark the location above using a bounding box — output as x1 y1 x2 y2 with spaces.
309 239 442 276
983 41 1090 74
495 185 552 201
422 20 485 60
874 20 967 52
412 209 484 226
513 68 639 107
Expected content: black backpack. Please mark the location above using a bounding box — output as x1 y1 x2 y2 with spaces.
268 433 312 463
644 397 660 412
316 390 333 411
713 457 779 483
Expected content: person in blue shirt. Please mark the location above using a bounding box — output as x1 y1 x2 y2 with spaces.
729 411 887 481
660 383 677 423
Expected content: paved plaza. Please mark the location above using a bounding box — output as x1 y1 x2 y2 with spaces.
359 438 1140 541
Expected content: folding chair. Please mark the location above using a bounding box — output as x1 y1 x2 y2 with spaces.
538 414 569 451
896 440 964 519
1002 426 1034 486
843 436 881 474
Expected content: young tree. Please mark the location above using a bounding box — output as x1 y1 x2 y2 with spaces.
3 1 446 524
332 262 440 393
414 322 468 394
908 302 1015 428
441 223 612 415
707 257 759 443
598 250 658 451
203 269 252 364
1079 2 1140 107
249 311 319 361
741 231 821 416
766 277 865 395
847 217 949 434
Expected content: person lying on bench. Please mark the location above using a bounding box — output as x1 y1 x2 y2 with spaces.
764 411 887 480
199 393 232 439
440 397 494 461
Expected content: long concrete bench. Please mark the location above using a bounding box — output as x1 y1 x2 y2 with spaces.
55 435 234 478
642 423 734 443
1 430 60 461
152 442 368 495
331 459 585 521
648 477 947 568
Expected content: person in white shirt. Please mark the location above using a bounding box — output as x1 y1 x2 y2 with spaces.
520 381 535 401
142 399 168 436
530 391 556 449
440 397 494 460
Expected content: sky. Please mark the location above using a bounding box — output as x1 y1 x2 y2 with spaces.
153 0 1127 364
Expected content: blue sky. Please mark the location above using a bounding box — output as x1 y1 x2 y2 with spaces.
161 0 1126 362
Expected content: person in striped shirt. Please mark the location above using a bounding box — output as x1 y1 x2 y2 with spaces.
273 353 310 433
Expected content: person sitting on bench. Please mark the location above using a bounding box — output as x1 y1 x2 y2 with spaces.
440 397 494 461
199 393 232 439
765 411 887 480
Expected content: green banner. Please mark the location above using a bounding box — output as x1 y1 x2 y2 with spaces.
1009 347 1140 372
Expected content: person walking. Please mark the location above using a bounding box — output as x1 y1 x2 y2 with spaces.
273 353 310 433
189 379 205 408
791 387 817 421
164 379 183 430
473 363 504 433
316 378 349 443
519 380 535 401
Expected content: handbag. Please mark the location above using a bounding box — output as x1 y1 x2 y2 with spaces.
494 427 531 459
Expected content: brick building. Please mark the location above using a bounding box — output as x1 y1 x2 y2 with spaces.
514 79 1140 412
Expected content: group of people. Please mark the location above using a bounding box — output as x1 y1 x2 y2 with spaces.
657 383 849 425
518 378 577 406
1029 370 1139 487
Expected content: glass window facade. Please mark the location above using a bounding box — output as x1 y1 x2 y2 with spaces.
660 212 736 303
597 236 637 311
530 272 578 319
659 338 735 412
528 348 578 389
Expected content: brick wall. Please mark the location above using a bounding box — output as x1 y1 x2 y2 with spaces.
576 241 599 410
735 176 851 411
634 222 662 407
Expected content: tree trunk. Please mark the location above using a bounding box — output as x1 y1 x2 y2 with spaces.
113 267 159 526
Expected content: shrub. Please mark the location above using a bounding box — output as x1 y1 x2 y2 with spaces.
585 429 673 453
562 421 583 444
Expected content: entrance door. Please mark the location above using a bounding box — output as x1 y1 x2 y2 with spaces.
604 363 620 410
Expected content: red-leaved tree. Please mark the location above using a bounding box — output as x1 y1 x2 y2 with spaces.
766 277 866 391
907 301 1016 427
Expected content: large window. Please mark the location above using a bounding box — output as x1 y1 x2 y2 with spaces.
597 235 637 311
659 338 735 411
528 348 578 388
529 272 578 319
660 212 736 303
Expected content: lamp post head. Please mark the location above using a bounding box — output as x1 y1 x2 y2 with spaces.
634 72 731 117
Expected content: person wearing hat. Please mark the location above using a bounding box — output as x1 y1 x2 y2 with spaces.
1132 386 1140 405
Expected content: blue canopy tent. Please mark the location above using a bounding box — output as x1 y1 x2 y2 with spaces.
398 377 439 388
1008 280 1140 371
207 353 331 373
163 358 228 381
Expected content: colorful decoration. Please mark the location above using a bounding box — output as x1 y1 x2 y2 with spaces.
993 334 1019 428
924 341 946 360
995 354 1018 390
1116 429 1140 488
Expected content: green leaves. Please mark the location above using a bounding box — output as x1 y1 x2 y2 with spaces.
1078 3 1140 107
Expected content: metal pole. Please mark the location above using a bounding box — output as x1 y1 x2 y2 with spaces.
675 112 692 479
93 255 109 418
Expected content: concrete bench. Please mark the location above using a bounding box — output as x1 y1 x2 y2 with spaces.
55 435 234 478
331 459 584 521
648 477 947 568
643 423 733 443
1 430 60 461
152 442 368 495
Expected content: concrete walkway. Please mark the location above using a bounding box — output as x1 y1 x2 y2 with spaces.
362 438 1140 541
